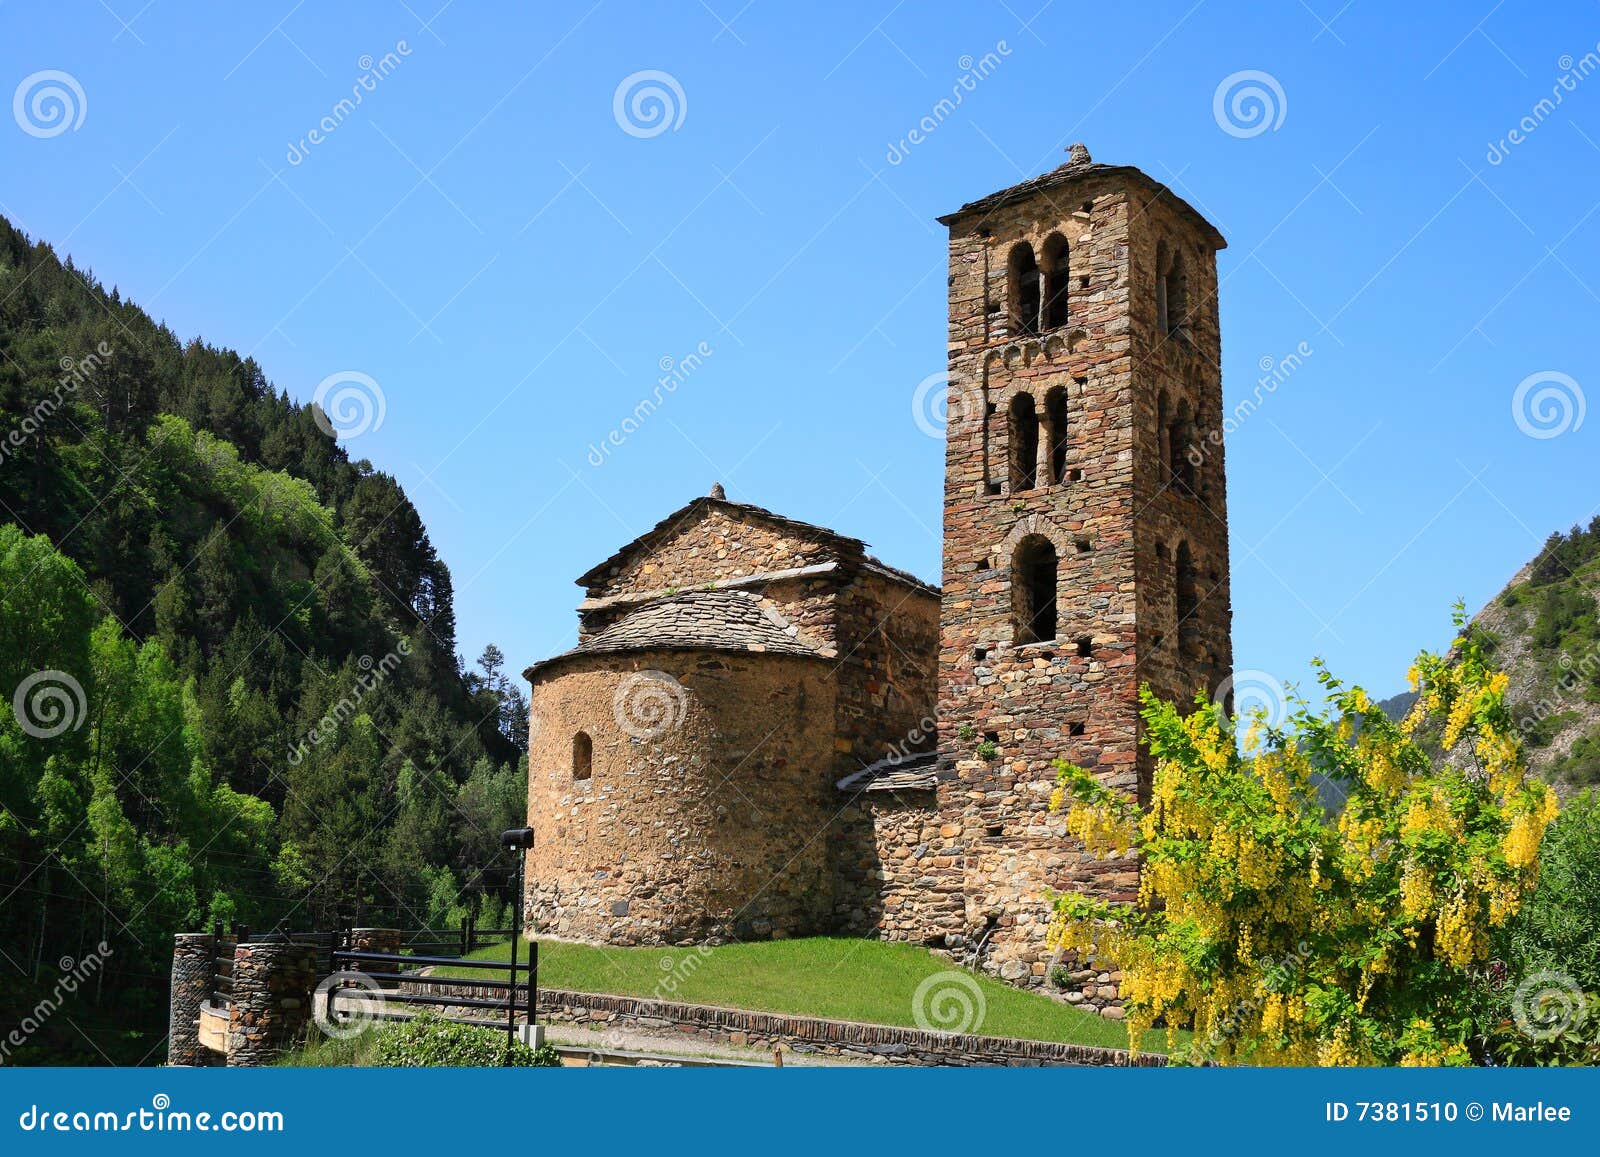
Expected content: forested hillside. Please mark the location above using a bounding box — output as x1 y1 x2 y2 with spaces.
0 217 528 1064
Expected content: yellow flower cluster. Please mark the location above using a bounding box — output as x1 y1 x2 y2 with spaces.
1045 617 1557 1067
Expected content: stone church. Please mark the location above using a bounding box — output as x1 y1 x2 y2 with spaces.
523 144 1233 996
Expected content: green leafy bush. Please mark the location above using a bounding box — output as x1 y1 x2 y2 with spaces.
373 1012 561 1067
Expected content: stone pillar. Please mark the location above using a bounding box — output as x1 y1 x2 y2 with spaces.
168 932 217 1067
225 940 319 1067
348 927 403 988
348 927 402 957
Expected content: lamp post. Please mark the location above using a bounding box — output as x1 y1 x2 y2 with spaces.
499 827 535 1060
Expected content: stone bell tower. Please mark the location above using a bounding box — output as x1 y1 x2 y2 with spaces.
933 144 1233 979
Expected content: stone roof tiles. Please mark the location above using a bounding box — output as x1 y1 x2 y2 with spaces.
936 143 1227 249
836 751 943 794
525 589 825 679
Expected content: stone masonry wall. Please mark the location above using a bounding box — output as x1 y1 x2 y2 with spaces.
938 171 1143 990
833 788 962 942
527 649 839 944
167 932 218 1067
830 570 941 777
1128 197 1234 716
225 940 318 1066
932 161 1229 999
578 503 842 638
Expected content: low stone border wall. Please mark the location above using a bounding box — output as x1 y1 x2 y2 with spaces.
402 981 1162 1067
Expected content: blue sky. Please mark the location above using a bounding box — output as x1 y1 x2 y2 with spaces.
3 0 1597 702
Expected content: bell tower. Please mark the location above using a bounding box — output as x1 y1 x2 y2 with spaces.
934 144 1233 976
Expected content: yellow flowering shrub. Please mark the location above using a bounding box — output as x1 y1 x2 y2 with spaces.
1047 610 1557 1066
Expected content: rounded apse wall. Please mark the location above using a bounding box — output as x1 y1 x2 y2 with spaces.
526 649 837 945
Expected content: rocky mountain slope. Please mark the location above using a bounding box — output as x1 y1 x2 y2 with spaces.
1379 521 1600 791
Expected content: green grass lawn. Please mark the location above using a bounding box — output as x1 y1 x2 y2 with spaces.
440 935 1167 1053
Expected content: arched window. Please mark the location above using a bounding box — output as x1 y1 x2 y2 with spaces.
1013 536 1058 644
1040 234 1070 329
1169 400 1195 492
1156 241 1187 337
1175 543 1198 654
1008 243 1041 336
1044 386 1069 483
572 731 593 780
1009 392 1039 491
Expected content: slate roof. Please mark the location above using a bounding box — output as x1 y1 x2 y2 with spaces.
936 143 1227 249
574 488 939 598
525 589 824 679
836 751 943 794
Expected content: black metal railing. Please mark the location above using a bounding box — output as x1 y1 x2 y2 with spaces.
325 944 538 1056
205 919 517 1010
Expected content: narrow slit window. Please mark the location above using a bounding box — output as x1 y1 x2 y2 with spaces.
1010 393 1039 491
572 731 593 781
1013 536 1058 644
1008 242 1041 336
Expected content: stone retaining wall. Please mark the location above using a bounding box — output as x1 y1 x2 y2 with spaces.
402 980 1159 1067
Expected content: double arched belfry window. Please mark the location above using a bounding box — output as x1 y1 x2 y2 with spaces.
1008 386 1073 493
1006 234 1072 336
